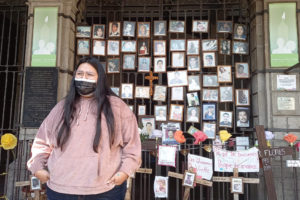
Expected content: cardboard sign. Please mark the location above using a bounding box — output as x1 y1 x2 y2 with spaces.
187 154 213 180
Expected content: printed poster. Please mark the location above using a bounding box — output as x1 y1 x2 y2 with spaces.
277 75 297 90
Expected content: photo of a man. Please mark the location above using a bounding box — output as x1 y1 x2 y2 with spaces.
109 22 120 37
236 107 250 127
123 21 135 37
154 21 166 36
219 111 232 127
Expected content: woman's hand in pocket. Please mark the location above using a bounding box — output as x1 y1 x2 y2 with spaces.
34 169 50 183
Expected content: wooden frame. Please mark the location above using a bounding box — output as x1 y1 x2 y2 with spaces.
187 39 200 55
219 39 231 55
186 107 200 123
138 39 150 55
182 171 196 188
216 20 233 33
121 40 137 53
92 24 105 39
77 39 90 55
235 62 250 78
138 56 151 72
236 107 250 128
202 122 216 139
108 21 121 37
139 115 155 137
123 21 136 37
231 177 244 194
187 55 200 71
202 103 216 121
137 22 151 38
202 39 218 52
171 87 184 101
153 40 166 56
121 83 134 99
30 175 41 191
76 26 91 38
233 23 247 41
154 57 167 73
122 54 136 70
217 65 232 83
167 70 188 87
192 20 209 33
219 110 233 128
106 57 120 74
202 89 219 102
171 52 185 68
235 89 250 106
154 20 167 36
203 52 216 67
219 86 234 102
169 104 184 122
170 39 186 51
153 85 167 102
135 86 150 99
138 105 146 116
232 41 248 55
188 75 201 92
186 92 200 106
203 74 219 87
92 40 106 56
155 105 168 122
107 40 120 56
169 20 185 33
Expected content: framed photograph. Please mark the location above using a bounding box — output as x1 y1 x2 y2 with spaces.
235 63 250 78
203 75 219 87
219 111 233 128
154 176 168 198
121 83 133 99
107 40 120 56
138 40 149 55
162 122 181 145
123 21 136 37
220 86 233 102
186 107 200 123
123 54 136 70
93 24 105 39
216 21 233 33
187 39 200 55
138 105 146 116
235 89 250 106
170 39 186 51
187 92 200 106
76 26 91 38
30 176 41 191
171 87 184 101
169 104 184 121
202 89 219 102
154 57 166 73
171 52 185 68
111 87 119 96
153 85 167 101
203 52 216 67
231 178 244 194
192 20 209 32
93 40 106 56
187 56 200 71
140 116 155 137
154 20 167 36
169 20 185 33
187 125 200 136
188 75 201 91
233 24 247 40
121 40 136 53
77 39 90 55
107 58 120 73
138 57 151 72
108 22 121 37
153 40 166 56
236 107 250 127
167 70 188 87
158 145 177 167
202 103 216 121
137 22 150 38
182 171 196 188
202 122 216 139
202 39 218 52
155 105 167 121
217 65 232 83
135 86 150 99
219 39 231 55
232 41 248 55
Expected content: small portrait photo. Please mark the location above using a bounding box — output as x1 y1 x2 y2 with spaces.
135 86 150 99
220 86 233 102
219 39 231 55
187 125 200 136
203 122 216 139
76 26 91 38
216 21 233 33
236 89 250 106
192 20 209 32
188 75 201 91
202 103 216 120
236 107 250 127
161 123 180 145
138 40 149 55
203 75 219 87
121 83 133 99
122 54 136 70
155 105 167 121
140 117 155 137
202 89 219 102
172 52 185 68
232 41 248 55
217 65 232 83
137 22 150 38
154 20 167 36
187 39 200 55
187 56 200 71
138 57 151 72
183 171 196 188
77 39 90 55
123 21 136 37
186 92 200 106
202 39 218 52
111 87 120 96
171 87 184 101
170 39 186 51
167 70 188 87
107 58 120 73
153 40 166 56
219 111 233 128
30 176 41 190
231 178 244 194
154 176 168 198
109 22 121 37
169 104 184 121
93 24 105 39
121 40 136 53
233 24 247 40
203 52 216 67
138 105 146 116
154 57 166 73
93 40 106 56
235 63 250 78
153 85 167 102
107 40 120 56
169 20 185 33
186 107 200 123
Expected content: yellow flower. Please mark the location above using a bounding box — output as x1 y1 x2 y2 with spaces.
219 130 232 143
0 133 17 150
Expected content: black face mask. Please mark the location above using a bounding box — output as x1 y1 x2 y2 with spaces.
74 78 97 96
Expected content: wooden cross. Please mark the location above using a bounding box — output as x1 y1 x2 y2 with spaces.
145 71 158 96
213 168 259 200
15 176 44 200
255 125 294 200
168 171 212 200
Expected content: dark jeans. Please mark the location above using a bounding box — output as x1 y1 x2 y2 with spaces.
46 182 127 200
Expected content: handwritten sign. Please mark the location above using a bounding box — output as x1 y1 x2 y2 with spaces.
214 147 259 172
259 147 293 158
158 145 177 167
187 154 213 180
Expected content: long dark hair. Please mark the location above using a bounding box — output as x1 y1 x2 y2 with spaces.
57 57 116 152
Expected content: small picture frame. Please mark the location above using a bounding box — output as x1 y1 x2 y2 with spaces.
121 83 133 99
169 104 184 121
138 57 151 72
76 26 91 38
135 86 150 99
171 87 184 101
93 24 105 39
171 52 185 68
231 177 244 194
154 20 167 36
137 22 151 38
153 85 167 102
162 123 181 145
111 87 120 96
219 111 233 128
169 20 185 33
167 70 188 87
219 39 231 55
235 89 250 106
202 39 218 52
140 116 155 137
202 89 219 102
30 176 41 191
107 40 120 56
203 75 219 87
107 58 120 73
202 103 216 121
186 92 200 106
202 122 216 139
93 40 106 56
108 22 121 37
187 125 200 136
182 171 196 188
220 86 233 102
188 75 201 91
186 107 200 123
235 62 250 78
123 21 136 37
170 39 186 51
187 56 200 71
187 39 200 55
155 105 167 121
236 107 250 128
153 40 166 56
77 39 90 55
154 176 168 198
216 21 233 33
192 20 209 32
123 54 136 70
233 24 247 40
121 40 137 53
203 52 216 67
138 40 149 55
138 105 146 116
217 65 232 83
232 41 248 55
154 57 167 73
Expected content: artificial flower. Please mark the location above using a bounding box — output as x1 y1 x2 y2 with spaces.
174 130 186 143
265 131 274 140
296 142 300 152
193 131 207 145
284 133 298 146
219 130 232 144
0 133 17 150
